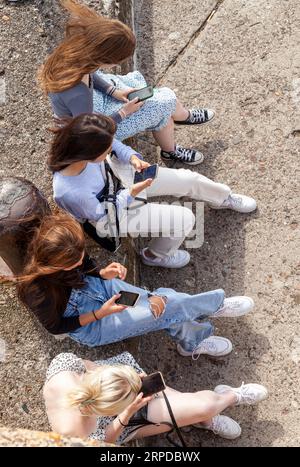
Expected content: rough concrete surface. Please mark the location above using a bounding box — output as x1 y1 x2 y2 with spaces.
134 0 300 447
0 0 299 448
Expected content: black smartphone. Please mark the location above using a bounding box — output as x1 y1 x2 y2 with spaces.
139 372 166 397
128 85 154 102
134 164 158 184
115 291 140 307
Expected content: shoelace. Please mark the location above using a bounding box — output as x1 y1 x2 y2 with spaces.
220 299 243 310
192 340 217 360
227 194 243 207
210 416 226 434
175 146 195 162
189 109 207 123
234 382 258 405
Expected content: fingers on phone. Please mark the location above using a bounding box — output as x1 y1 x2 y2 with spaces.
145 178 153 185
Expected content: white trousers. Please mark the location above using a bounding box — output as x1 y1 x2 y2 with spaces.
108 157 231 257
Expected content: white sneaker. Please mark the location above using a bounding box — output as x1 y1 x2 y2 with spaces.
140 248 190 269
210 193 257 213
194 415 241 440
213 296 254 318
177 336 233 360
214 382 268 406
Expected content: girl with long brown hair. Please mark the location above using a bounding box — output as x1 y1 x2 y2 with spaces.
49 113 257 268
5 210 255 357
38 0 214 166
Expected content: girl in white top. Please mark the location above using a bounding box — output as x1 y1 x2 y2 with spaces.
49 113 257 269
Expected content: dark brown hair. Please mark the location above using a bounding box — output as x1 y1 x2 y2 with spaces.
38 0 136 93
7 211 87 329
48 113 116 172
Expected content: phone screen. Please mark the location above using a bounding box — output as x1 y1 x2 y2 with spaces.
134 164 158 184
128 86 153 102
115 291 140 307
140 372 166 397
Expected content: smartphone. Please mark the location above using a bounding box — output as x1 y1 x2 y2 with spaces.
134 164 158 184
128 85 154 102
139 372 166 397
115 291 140 307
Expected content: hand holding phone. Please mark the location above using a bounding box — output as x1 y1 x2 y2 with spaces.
121 97 144 117
128 85 154 102
99 294 128 318
134 164 158 184
130 178 153 198
115 291 140 307
139 372 166 397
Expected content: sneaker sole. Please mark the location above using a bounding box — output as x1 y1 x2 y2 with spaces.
140 256 191 269
174 113 215 126
177 344 233 359
161 154 205 166
208 204 257 213
193 422 241 440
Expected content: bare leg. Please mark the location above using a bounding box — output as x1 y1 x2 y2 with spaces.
172 99 189 121
128 386 237 440
152 117 175 152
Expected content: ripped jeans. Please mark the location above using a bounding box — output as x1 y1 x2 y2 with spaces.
64 275 225 351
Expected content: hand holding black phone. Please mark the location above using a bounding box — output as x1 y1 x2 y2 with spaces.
139 372 166 397
128 85 154 102
133 164 158 184
115 291 140 307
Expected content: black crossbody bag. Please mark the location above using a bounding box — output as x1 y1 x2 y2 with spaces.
82 159 125 252
83 157 147 252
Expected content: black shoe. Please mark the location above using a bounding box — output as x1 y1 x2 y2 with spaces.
174 108 215 125
161 145 204 166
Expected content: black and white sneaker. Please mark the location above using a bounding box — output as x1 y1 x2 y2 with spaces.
161 144 204 166
174 108 215 125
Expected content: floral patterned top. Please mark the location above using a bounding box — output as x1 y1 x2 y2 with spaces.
46 352 144 444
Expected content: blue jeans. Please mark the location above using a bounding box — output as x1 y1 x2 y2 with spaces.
64 276 225 351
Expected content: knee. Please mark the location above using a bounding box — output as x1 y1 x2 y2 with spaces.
149 295 167 318
182 207 195 235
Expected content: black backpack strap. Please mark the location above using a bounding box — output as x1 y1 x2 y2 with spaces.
93 161 123 251
162 391 187 448
82 221 117 252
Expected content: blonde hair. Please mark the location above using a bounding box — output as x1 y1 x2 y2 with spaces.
66 365 142 416
38 0 136 93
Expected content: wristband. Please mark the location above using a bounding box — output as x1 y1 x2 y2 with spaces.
92 310 98 321
108 85 116 96
118 108 127 119
117 416 128 427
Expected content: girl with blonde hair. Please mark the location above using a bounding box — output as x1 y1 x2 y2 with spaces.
43 351 268 444
38 0 215 166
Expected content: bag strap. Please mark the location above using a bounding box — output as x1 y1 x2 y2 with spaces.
162 391 187 447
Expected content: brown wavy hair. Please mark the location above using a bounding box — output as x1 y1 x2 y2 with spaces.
38 0 136 93
0 210 85 314
48 113 116 172
14 211 86 333
7 210 85 282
